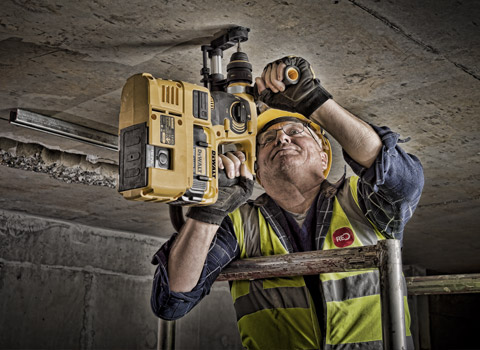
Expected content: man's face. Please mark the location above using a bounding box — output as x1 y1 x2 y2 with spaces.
256 120 328 185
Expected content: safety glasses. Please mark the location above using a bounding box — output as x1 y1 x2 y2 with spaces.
257 122 308 147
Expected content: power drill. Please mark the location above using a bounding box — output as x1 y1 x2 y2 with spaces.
117 26 256 206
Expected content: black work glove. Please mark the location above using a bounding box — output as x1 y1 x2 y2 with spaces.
186 172 254 226
256 56 332 118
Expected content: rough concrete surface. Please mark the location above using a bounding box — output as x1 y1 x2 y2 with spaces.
0 137 117 187
0 209 165 349
0 0 479 347
0 209 243 350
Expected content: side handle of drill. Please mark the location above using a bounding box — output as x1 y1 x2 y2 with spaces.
283 66 300 85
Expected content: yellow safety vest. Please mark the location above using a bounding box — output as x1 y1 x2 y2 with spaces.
228 176 412 349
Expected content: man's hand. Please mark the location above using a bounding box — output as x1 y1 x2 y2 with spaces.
186 151 254 225
218 151 252 180
255 56 332 118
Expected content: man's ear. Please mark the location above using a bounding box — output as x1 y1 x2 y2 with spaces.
320 151 328 172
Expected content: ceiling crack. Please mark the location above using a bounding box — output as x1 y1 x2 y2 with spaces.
349 0 438 54
28 49 63 61
349 0 480 81
452 61 480 81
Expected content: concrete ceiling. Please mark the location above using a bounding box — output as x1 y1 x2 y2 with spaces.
1 0 479 275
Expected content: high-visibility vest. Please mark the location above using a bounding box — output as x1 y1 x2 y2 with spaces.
228 176 413 349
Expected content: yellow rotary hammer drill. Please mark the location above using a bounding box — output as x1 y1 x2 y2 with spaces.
117 27 257 206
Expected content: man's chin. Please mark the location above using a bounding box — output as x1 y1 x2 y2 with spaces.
271 156 303 172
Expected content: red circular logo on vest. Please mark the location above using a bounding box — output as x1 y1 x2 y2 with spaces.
333 227 355 248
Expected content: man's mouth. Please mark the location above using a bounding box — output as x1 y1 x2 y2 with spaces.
272 147 299 160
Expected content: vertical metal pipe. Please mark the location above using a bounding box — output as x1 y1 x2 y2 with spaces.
201 46 210 88
378 239 407 350
157 319 175 350
211 54 223 75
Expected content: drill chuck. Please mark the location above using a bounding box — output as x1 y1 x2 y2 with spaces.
227 51 253 85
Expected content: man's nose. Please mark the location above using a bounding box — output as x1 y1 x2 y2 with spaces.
275 130 291 145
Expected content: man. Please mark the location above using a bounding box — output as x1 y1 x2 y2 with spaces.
151 56 424 349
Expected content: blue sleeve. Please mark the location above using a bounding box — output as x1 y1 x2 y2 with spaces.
150 217 239 320
343 124 424 240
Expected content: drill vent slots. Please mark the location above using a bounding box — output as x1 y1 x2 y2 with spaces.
231 119 247 134
161 84 180 106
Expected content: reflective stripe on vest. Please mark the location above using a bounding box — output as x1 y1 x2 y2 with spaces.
228 176 412 349
322 177 411 347
229 207 322 349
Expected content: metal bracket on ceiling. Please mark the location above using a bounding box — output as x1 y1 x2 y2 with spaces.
9 109 118 151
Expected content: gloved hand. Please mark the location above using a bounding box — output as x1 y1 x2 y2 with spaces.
186 152 254 226
255 56 332 118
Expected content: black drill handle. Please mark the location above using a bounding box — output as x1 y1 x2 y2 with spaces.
283 65 300 86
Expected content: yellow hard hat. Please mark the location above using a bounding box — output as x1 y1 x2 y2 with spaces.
257 108 332 178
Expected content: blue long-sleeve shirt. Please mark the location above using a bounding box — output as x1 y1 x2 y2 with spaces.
150 124 424 320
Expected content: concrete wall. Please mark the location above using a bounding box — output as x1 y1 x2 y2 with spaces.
0 209 243 349
0 209 161 349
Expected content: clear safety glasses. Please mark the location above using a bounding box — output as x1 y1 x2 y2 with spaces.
257 122 309 147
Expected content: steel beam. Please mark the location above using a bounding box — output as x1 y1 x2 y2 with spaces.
10 109 118 151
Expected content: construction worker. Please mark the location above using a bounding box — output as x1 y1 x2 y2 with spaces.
151 56 424 349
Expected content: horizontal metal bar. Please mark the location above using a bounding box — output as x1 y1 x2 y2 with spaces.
406 273 480 295
218 244 480 296
10 109 118 151
216 245 379 281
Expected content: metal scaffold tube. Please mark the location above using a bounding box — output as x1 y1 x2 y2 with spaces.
377 239 407 350
158 319 175 350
